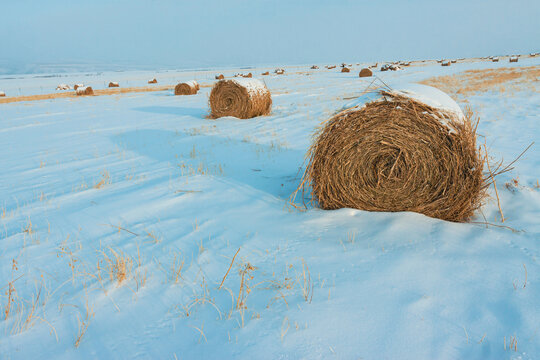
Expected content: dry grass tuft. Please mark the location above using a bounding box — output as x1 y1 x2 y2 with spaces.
420 65 540 96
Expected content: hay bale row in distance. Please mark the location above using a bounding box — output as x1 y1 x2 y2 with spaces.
174 80 199 95
148 78 158 84
441 60 451 66
381 64 401 71
209 78 271 119
76 86 94 96
108 82 119 87
295 84 484 222
56 84 71 90
359 68 373 77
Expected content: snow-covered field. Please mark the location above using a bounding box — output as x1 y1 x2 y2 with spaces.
1 58 539 359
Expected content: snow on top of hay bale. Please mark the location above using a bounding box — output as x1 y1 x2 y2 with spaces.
344 84 465 130
148 78 157 84
56 84 71 90
73 84 84 90
0 91 5 97
75 86 94 96
509 56 518 62
108 82 119 87
229 78 269 98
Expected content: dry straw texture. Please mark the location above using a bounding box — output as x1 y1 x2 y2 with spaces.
359 68 373 77
209 79 272 119
294 90 486 222
76 86 94 96
174 81 199 95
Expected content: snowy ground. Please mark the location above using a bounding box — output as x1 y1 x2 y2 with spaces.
1 58 539 359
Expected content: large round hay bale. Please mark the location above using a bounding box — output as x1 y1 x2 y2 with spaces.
108 82 119 87
209 78 272 119
297 84 485 222
76 86 94 96
175 80 199 95
359 68 373 77
0 91 5 97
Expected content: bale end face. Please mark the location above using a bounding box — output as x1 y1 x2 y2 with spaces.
209 79 272 119
175 81 199 96
359 68 373 77
297 91 486 222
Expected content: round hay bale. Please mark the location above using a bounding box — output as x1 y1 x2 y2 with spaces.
0 91 5 97
243 73 253 78
492 57 499 62
509 56 518 63
359 68 373 77
209 78 272 119
275 68 285 75
296 84 485 222
148 78 158 84
262 71 270 75
441 61 451 66
73 84 84 90
56 84 71 90
341 67 350 73
311 65 319 69
76 86 94 96
108 82 119 87
175 80 199 95
216 74 225 80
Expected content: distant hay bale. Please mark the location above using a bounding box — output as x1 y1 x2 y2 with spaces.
56 84 71 90
174 80 199 95
327 65 336 69
294 84 485 222
341 67 350 73
216 74 225 80
450 60 457 63
275 68 285 75
359 68 373 77
492 57 499 62
108 82 119 87
148 78 158 84
262 71 270 75
75 86 94 96
243 73 253 78
509 57 518 63
209 78 272 119
73 84 84 90
0 91 5 97
311 65 319 69
441 61 451 66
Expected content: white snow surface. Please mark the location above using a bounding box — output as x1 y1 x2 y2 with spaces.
1 58 540 360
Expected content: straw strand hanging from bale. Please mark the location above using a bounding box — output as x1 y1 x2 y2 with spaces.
174 80 199 95
293 84 486 222
209 78 271 119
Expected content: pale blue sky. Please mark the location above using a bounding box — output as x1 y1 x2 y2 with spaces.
0 0 538 74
